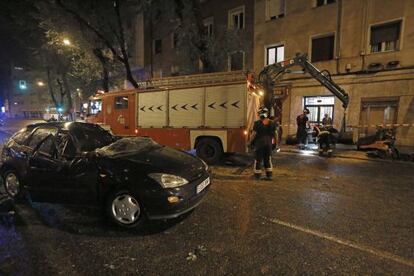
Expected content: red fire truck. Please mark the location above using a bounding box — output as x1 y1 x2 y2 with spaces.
86 71 260 164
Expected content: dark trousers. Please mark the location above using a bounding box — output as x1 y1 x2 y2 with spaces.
254 145 273 175
297 128 308 144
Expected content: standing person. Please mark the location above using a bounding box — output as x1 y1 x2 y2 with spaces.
296 108 310 149
249 107 277 180
322 113 333 127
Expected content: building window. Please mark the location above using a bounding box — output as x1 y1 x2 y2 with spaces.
266 44 284 65
370 21 401 53
115 96 128 109
171 33 178 49
154 9 162 21
154 39 162 54
311 35 335 62
171 65 180 76
203 17 214 37
304 96 335 125
228 6 245 30
316 0 335 7
18 80 27 90
228 51 244 71
266 0 285 20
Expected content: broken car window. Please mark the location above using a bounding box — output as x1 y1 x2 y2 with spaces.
28 127 58 149
38 135 56 156
70 124 114 152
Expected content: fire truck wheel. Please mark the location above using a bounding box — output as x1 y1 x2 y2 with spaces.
196 138 223 165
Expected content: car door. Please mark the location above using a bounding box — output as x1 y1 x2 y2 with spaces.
28 133 99 205
27 133 72 203
57 134 100 205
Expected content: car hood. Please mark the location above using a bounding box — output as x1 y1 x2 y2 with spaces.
96 137 206 181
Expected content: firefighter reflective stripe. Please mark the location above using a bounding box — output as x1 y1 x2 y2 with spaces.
254 160 262 174
265 157 273 172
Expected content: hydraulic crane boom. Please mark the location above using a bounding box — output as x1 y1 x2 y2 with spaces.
258 53 349 109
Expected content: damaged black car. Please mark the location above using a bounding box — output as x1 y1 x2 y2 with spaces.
0 122 210 228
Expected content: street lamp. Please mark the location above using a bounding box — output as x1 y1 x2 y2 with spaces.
37 81 45 87
63 38 71 46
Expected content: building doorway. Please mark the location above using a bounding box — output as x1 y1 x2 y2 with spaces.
304 96 335 125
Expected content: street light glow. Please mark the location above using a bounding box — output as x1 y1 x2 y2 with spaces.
37 81 45 86
63 38 71 45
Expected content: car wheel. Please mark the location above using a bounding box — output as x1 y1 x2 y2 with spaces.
196 138 223 164
3 170 23 199
106 190 145 229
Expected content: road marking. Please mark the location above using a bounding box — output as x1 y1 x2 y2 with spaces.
262 216 414 269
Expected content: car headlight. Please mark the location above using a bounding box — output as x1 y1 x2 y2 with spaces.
148 173 189 188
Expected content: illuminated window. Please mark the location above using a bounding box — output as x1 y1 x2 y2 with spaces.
266 44 284 65
19 80 27 90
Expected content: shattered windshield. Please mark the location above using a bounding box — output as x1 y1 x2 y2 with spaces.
96 137 161 156
70 123 114 152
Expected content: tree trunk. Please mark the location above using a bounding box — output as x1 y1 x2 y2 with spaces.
114 0 139 88
123 56 139 88
62 74 72 113
46 67 59 110
93 48 110 92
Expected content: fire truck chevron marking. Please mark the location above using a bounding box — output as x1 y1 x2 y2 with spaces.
231 101 240 108
140 106 146 112
220 102 227 109
157 105 163 111
148 106 154 111
181 104 188 110
208 102 216 109
172 104 178 111
191 104 198 110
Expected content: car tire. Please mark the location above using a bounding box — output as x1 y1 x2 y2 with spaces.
2 170 23 199
106 189 145 229
196 138 223 165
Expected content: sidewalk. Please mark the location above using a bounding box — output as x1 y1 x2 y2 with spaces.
212 143 414 179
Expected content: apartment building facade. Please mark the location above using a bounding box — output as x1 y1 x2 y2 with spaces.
254 0 414 146
132 0 255 79
8 67 53 119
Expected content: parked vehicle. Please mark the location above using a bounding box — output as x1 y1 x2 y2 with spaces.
0 122 210 229
313 125 339 157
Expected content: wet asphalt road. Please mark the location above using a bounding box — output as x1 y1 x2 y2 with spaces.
1 152 413 275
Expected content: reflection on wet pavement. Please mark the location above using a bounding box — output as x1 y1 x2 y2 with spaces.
0 152 413 274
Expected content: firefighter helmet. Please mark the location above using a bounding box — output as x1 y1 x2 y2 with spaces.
258 107 269 118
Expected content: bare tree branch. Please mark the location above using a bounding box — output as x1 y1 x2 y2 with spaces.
55 0 125 63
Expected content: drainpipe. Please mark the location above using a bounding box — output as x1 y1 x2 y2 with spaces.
335 0 343 74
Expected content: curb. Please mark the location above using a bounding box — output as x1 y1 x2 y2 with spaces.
280 149 414 164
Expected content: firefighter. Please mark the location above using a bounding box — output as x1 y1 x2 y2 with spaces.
249 107 277 180
296 108 310 149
